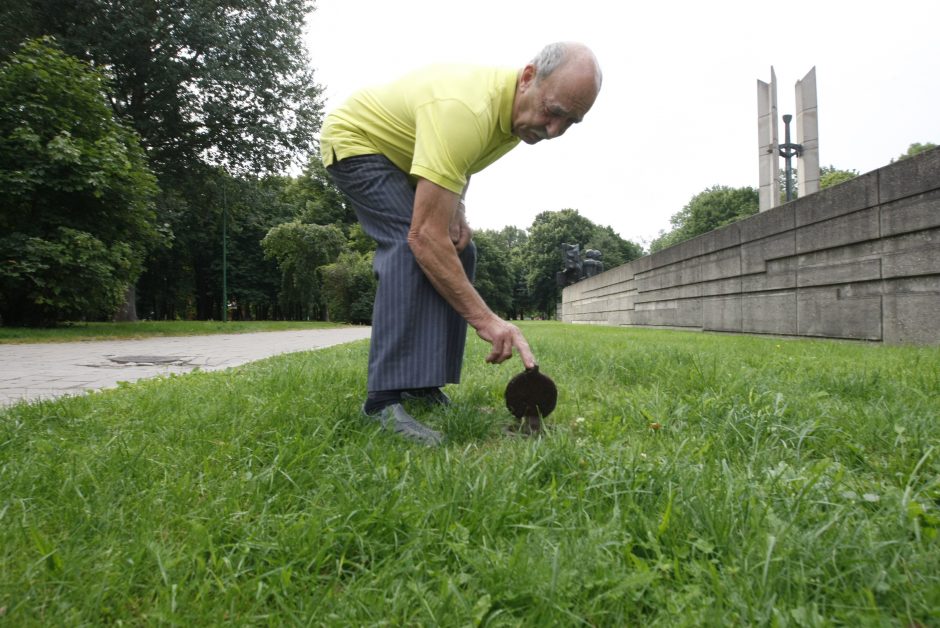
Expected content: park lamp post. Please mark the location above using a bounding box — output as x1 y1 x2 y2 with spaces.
779 114 803 202
222 183 228 323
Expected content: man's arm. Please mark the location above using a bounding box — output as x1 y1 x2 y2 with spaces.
408 178 536 368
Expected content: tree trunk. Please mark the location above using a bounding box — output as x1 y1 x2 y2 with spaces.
113 284 138 322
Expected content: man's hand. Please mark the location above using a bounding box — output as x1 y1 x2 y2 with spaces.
475 316 537 369
449 203 472 252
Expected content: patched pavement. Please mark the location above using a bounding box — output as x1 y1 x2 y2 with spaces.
0 327 371 407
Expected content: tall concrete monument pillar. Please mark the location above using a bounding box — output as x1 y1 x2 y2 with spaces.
757 66 820 211
795 67 820 196
757 68 779 212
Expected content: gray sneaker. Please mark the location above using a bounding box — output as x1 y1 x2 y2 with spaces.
362 403 444 446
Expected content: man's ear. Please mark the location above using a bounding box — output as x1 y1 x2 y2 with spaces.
519 64 537 92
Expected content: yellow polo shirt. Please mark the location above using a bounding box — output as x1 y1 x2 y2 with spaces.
320 65 521 195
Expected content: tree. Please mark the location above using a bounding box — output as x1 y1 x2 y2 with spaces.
261 221 345 320
495 226 530 319
1 0 324 176
819 165 858 189
473 226 531 320
135 171 297 321
214 174 296 320
319 251 376 324
1 0 327 321
287 153 355 226
347 222 377 256
472 231 515 319
893 142 937 162
0 39 158 325
650 185 758 253
588 224 644 269
496 225 529 250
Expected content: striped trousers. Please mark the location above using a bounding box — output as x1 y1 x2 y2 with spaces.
327 155 475 393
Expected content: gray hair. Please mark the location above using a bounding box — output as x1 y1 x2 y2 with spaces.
530 42 603 90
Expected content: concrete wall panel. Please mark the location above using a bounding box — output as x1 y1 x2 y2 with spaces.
884 294 940 344
797 258 882 287
634 283 703 303
882 249 940 279
739 203 795 242
676 299 704 327
702 277 743 297
632 309 678 327
796 207 880 254
741 232 795 274
703 296 742 332
797 239 881 267
700 221 741 252
743 292 798 335
652 236 704 269
741 269 797 293
797 289 883 340
879 147 940 203
881 189 940 236
794 172 878 227
700 247 743 282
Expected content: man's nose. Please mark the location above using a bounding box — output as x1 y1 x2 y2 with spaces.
546 119 567 139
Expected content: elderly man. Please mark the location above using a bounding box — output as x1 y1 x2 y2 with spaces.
321 42 602 445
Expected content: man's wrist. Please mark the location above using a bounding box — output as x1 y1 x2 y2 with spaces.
467 308 501 331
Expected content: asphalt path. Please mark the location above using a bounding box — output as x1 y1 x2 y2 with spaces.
0 327 371 407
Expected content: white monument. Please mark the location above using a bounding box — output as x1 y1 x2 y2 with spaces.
757 68 780 212
757 67 819 211
795 67 819 196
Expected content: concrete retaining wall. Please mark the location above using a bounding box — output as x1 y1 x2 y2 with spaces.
561 147 940 344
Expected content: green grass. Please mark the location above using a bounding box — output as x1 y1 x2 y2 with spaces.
0 320 354 344
1 323 938 625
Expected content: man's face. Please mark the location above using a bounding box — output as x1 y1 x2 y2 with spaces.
511 59 599 145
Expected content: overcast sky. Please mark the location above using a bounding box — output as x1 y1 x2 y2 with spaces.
304 0 940 247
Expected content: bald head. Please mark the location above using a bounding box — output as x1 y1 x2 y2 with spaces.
511 42 602 144
530 42 603 92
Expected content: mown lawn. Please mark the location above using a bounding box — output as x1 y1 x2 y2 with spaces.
1 323 938 625
0 320 352 344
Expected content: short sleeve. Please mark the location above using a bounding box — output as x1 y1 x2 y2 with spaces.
411 100 488 194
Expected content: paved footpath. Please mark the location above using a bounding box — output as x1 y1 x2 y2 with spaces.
0 327 371 407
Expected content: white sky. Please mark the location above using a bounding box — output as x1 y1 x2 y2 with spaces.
304 0 940 248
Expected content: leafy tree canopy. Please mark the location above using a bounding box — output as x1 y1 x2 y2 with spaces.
0 38 158 325
650 185 758 253
261 221 345 320
319 251 376 324
819 165 859 189
493 225 529 251
1 0 324 176
287 152 354 226
893 142 937 162
472 231 515 319
473 226 530 319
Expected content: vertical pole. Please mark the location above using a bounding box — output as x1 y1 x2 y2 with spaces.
222 183 228 323
783 114 793 202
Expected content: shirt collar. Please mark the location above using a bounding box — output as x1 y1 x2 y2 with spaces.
498 68 520 139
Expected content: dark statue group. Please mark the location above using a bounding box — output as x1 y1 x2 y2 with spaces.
556 242 603 287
